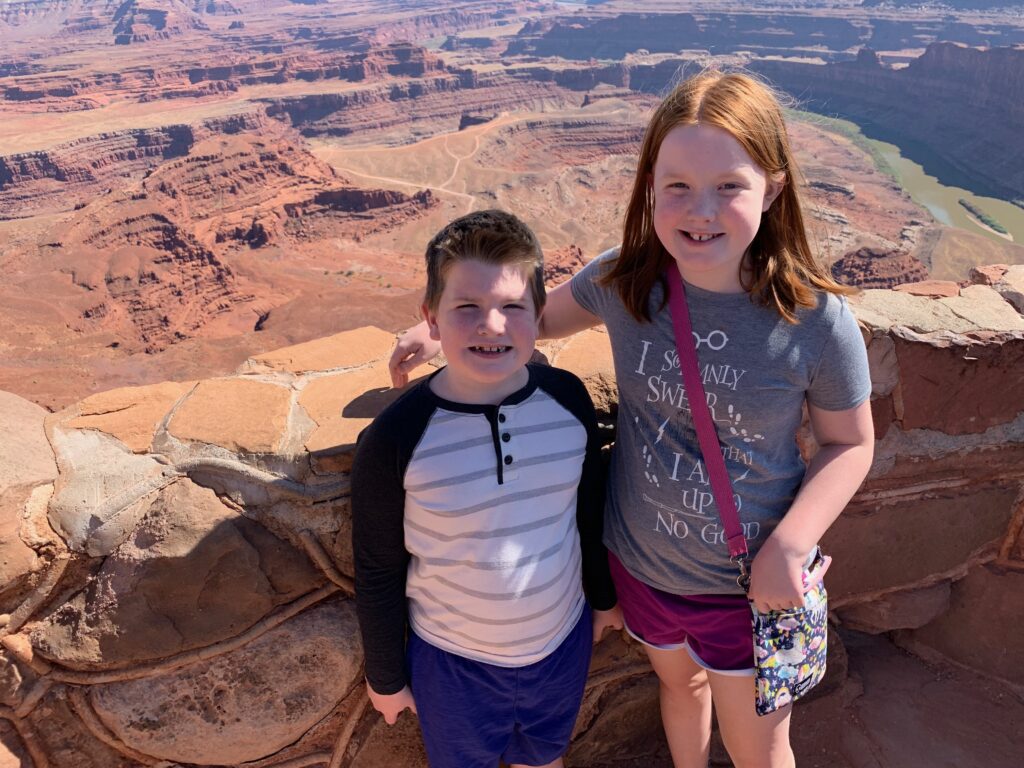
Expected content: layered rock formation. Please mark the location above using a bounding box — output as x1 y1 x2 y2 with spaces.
1 270 1022 766
752 43 1024 200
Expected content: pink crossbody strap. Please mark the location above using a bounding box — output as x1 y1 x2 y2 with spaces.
664 266 749 563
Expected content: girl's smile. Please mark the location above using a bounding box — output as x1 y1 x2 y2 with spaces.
651 123 782 292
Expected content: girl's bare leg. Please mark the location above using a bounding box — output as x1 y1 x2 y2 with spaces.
707 671 794 768
644 646 713 768
510 759 562 768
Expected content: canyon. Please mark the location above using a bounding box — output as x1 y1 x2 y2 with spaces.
2 2 1023 409
1 2 1023 767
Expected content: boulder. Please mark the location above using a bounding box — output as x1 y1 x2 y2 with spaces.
32 478 323 668
90 595 361 765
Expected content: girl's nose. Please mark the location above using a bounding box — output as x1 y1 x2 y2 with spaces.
690 190 716 219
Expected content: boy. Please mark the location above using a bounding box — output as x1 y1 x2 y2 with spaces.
352 210 620 768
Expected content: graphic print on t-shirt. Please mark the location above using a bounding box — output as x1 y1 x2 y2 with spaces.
632 332 762 548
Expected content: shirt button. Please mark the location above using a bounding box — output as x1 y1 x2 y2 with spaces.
498 413 506 423
501 433 511 442
504 455 513 465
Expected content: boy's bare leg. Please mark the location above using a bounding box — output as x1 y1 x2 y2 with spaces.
644 646 713 768
509 760 563 768
707 671 794 768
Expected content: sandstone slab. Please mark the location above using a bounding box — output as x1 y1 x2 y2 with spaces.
839 630 1024 768
892 280 959 298
91 595 361 765
66 381 195 454
25 686 136 768
898 563 1024 688
835 581 950 634
245 326 394 374
968 264 1008 285
0 391 54 602
48 427 168 556
849 289 974 333
864 334 897 397
892 329 1024 434
994 264 1024 313
300 362 400 455
33 479 323 667
937 284 1024 331
167 378 292 454
0 391 56 490
823 486 1017 601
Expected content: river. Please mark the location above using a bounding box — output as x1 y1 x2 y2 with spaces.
870 138 1024 245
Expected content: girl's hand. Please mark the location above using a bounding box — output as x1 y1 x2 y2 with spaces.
366 683 417 725
747 537 808 613
592 605 624 643
389 321 439 388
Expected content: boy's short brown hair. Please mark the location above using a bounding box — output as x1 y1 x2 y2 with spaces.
423 210 545 315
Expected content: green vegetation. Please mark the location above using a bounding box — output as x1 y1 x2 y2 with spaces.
784 109 899 182
958 198 1009 235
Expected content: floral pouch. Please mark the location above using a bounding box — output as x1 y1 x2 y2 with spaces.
750 553 830 716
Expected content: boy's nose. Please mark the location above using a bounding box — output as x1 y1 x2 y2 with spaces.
479 309 506 334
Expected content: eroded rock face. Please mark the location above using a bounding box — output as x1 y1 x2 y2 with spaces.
0 276 1021 766
90 596 361 764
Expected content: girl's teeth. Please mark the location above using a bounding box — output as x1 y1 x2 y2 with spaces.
689 232 717 241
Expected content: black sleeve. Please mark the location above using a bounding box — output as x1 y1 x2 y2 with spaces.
533 365 617 611
351 385 435 694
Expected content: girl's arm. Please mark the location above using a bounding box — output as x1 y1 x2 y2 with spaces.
748 399 874 613
387 279 601 387
538 278 602 340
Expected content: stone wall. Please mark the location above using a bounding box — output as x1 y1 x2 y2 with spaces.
0 267 1022 767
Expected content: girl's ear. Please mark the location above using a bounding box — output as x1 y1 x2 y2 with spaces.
762 173 786 212
423 303 441 342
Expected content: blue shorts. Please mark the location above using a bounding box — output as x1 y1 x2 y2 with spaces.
407 608 592 768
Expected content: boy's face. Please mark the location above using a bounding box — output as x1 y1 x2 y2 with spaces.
423 258 539 404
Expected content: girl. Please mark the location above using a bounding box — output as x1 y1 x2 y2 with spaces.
389 70 874 768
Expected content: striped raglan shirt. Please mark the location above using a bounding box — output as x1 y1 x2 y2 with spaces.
352 363 616 695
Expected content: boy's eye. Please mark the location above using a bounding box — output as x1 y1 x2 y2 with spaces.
505 303 526 310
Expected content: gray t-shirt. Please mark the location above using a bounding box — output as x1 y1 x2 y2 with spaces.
571 249 871 595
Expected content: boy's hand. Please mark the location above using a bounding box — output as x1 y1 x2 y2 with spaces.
592 605 624 643
389 321 439 388
366 683 417 725
748 536 807 614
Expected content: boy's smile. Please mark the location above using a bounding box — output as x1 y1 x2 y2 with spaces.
651 123 782 292
423 259 539 405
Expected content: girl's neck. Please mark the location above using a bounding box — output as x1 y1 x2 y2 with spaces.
673 258 750 294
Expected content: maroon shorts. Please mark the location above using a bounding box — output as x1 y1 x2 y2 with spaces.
609 551 754 674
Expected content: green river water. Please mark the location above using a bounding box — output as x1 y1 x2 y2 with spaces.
870 138 1024 245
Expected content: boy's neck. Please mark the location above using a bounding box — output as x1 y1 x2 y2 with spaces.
428 365 531 406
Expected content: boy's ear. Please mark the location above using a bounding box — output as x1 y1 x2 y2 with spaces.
762 173 785 212
422 303 441 342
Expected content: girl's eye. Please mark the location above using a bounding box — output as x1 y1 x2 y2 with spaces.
669 182 689 190
456 304 477 310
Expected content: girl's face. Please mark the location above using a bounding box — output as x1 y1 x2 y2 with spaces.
650 123 782 293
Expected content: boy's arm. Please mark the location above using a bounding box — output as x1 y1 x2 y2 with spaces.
352 420 412 696
569 378 617 610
